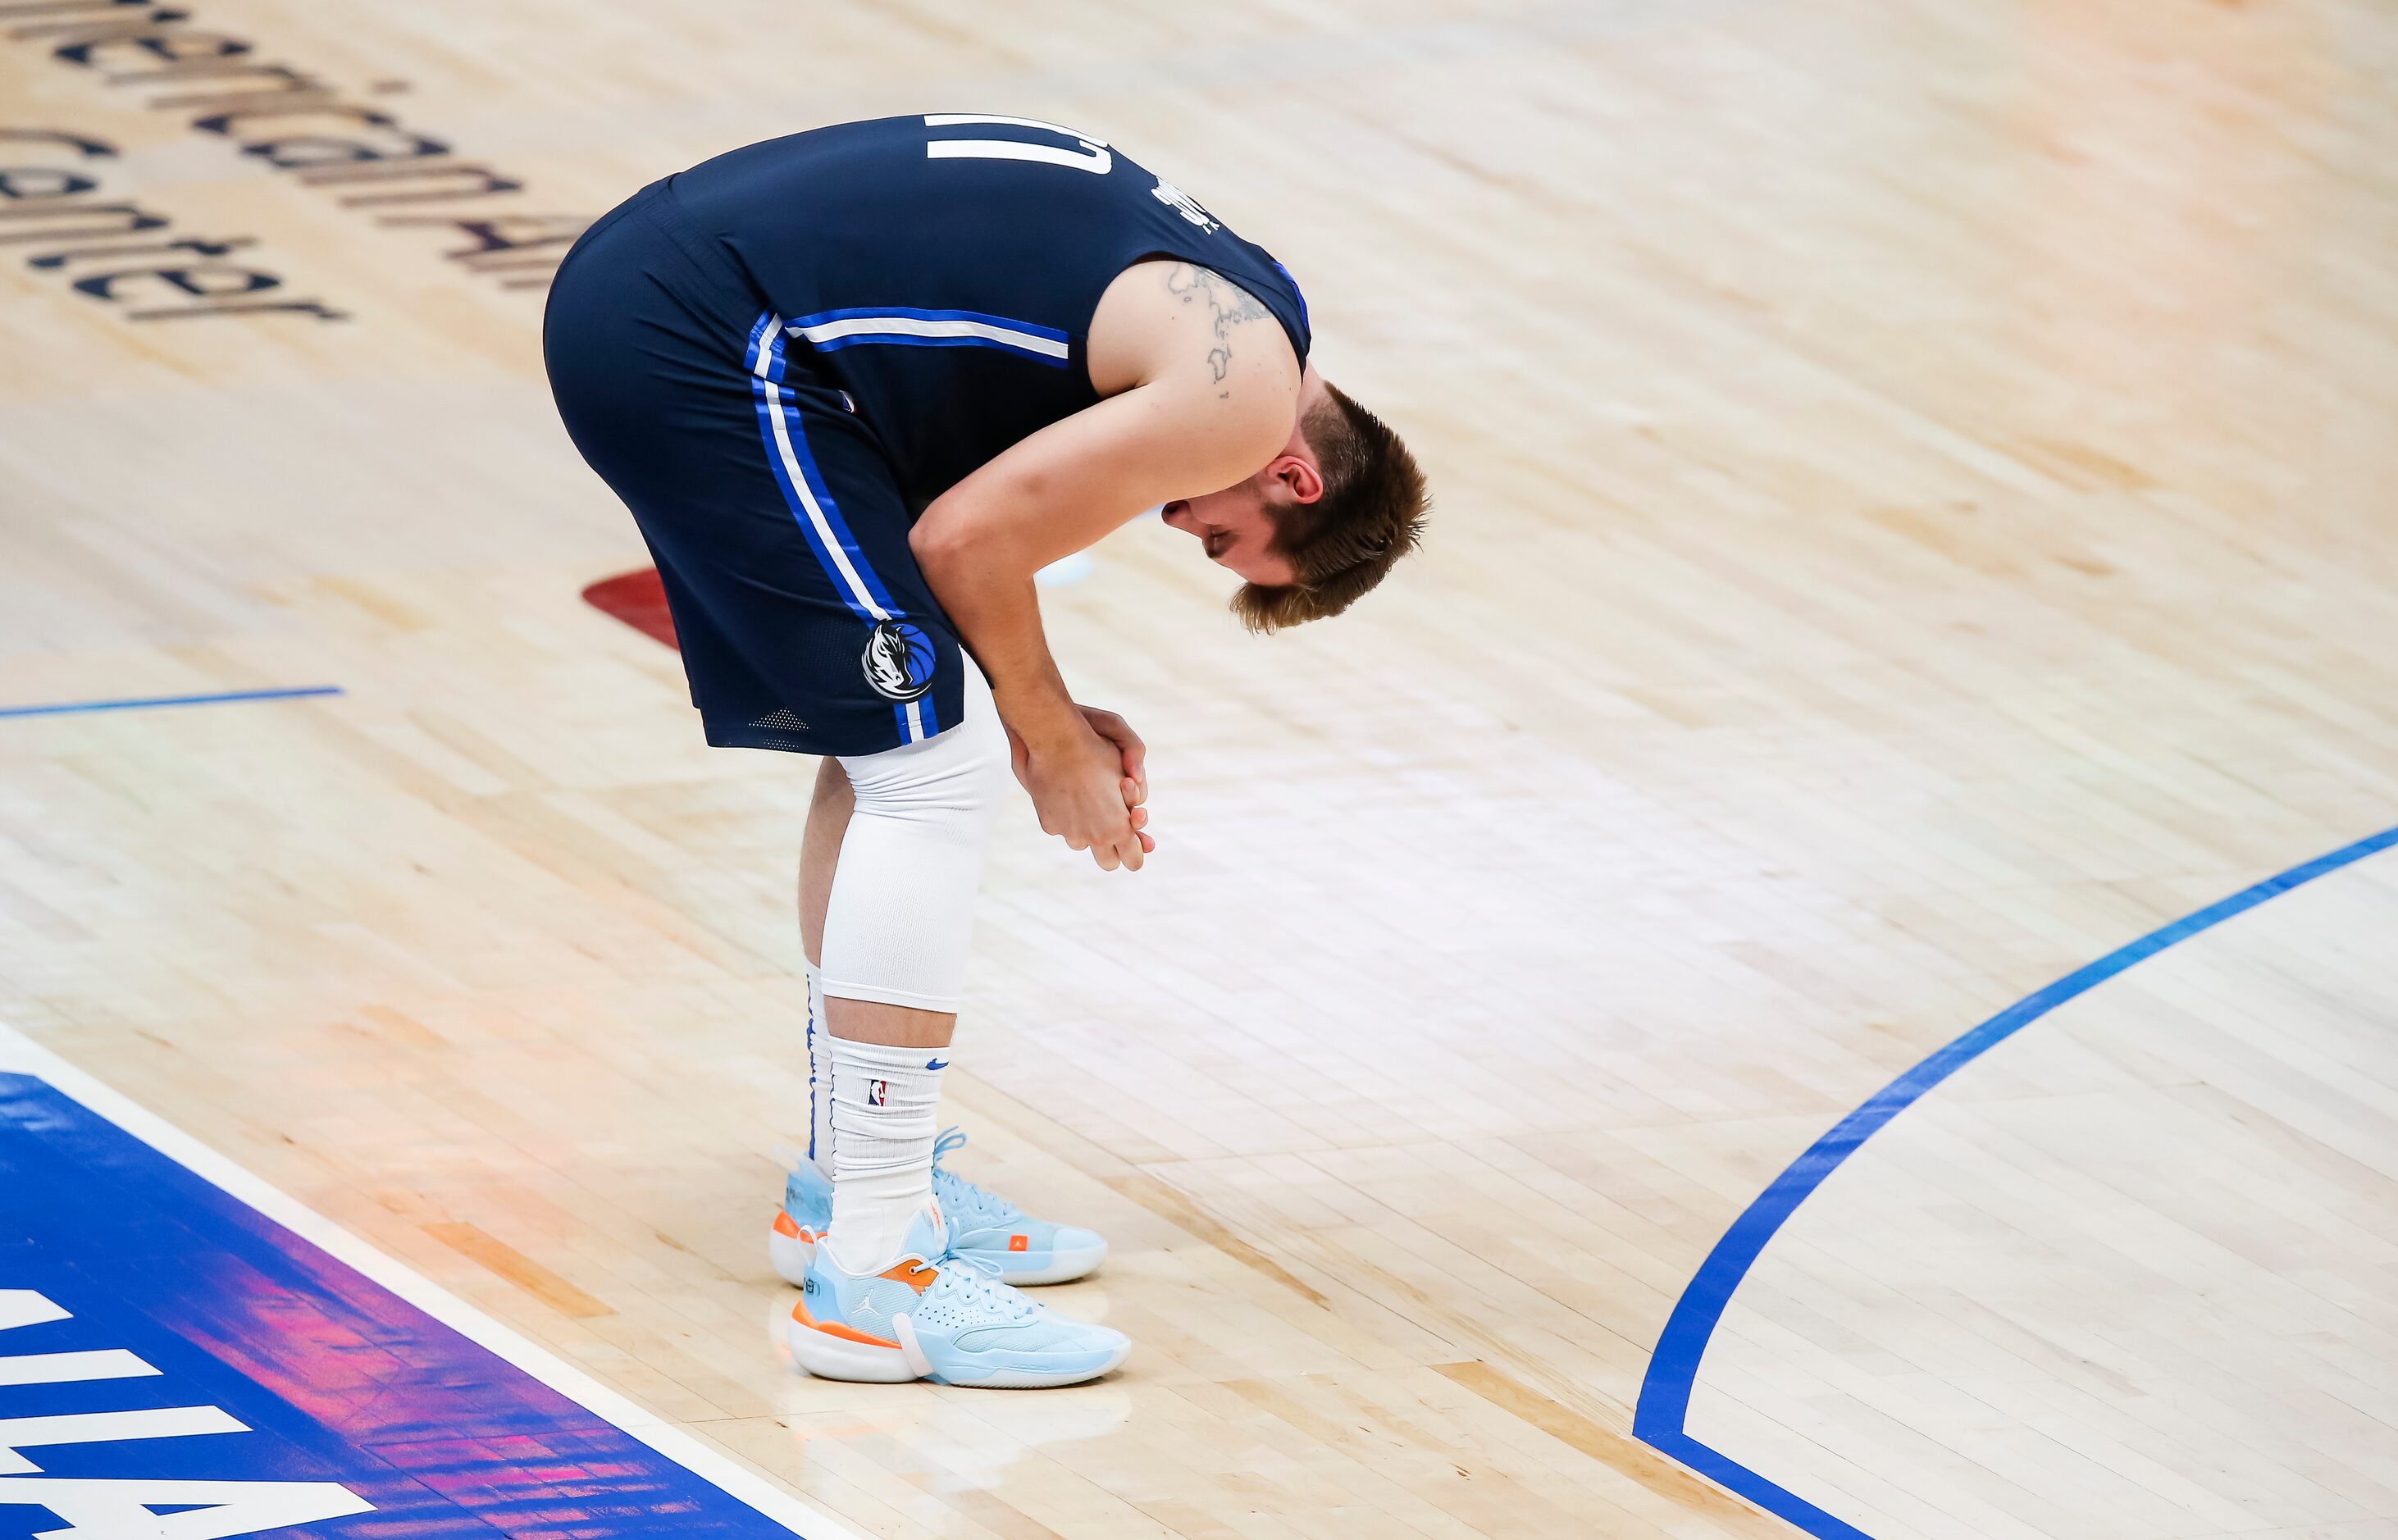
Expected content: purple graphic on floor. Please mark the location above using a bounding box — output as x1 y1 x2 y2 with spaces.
0 1073 804 1540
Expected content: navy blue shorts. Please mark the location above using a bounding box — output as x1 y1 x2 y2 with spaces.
543 182 964 756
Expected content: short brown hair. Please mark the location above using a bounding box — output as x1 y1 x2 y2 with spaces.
1232 384 1428 632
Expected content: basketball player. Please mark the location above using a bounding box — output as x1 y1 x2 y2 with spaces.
544 114 1427 1388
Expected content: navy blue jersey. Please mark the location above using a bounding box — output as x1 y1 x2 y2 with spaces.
666 113 1311 509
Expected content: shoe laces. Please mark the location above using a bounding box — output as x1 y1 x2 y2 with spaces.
929 1128 1024 1229
931 1253 1037 1324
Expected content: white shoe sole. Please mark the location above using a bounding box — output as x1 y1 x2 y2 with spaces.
785 1305 916 1383
786 1305 1131 1388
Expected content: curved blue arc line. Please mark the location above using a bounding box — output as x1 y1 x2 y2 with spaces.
0 686 343 719
1634 822 2398 1538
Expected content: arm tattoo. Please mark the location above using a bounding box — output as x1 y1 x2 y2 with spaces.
1163 262 1274 393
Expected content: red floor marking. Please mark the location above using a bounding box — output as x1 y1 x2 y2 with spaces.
583 568 679 651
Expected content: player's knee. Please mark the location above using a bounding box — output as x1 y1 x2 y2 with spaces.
838 676 1007 840
906 714 1006 827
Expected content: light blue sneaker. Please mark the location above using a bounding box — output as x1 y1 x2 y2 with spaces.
768 1128 1107 1287
786 1204 1130 1387
930 1128 1109 1286
768 1154 833 1286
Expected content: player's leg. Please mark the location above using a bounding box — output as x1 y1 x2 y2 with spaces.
800 758 849 973
793 661 1128 1387
812 670 1001 1273
759 760 847 1284
777 696 1107 1290
799 757 849 1175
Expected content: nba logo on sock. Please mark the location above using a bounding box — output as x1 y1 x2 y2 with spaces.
868 1078 887 1106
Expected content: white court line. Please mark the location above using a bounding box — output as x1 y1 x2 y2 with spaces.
0 1020 871 1540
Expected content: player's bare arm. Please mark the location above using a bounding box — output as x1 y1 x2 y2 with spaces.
910 259 1304 873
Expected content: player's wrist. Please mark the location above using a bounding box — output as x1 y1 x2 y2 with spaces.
995 689 1087 755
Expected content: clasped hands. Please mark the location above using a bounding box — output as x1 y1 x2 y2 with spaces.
1009 704 1152 872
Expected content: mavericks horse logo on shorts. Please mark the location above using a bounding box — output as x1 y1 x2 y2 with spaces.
861 619 937 701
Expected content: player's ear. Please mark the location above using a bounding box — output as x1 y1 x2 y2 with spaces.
1272 453 1324 505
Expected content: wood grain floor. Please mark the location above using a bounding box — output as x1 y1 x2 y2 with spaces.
4 0 2395 1535
1698 852 2398 1539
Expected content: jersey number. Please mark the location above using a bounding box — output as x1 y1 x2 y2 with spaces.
923 113 1112 175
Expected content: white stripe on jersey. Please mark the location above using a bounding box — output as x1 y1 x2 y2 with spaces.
787 315 1070 361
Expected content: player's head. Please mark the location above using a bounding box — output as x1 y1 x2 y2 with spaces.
1160 376 1428 631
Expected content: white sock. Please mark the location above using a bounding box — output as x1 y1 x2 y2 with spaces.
804 961 834 1178
823 1033 948 1275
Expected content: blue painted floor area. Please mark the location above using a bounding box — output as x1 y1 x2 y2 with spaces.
0 1072 802 1540
1633 822 2398 1540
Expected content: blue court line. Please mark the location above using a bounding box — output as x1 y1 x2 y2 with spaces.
1632 822 2398 1540
0 686 343 719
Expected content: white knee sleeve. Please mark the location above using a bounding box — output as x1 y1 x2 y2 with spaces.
818 665 1009 1013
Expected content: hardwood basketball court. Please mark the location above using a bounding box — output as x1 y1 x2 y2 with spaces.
4 2 2394 1537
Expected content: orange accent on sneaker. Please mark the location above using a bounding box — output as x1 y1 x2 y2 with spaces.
791 1296 900 1349
772 1209 802 1238
1007 1234 1030 1252
879 1258 938 1292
